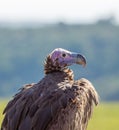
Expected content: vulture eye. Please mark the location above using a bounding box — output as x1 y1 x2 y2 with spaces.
62 53 66 57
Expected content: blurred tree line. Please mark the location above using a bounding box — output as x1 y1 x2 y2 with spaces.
0 18 119 101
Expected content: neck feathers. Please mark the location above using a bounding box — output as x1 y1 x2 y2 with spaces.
44 55 62 74
44 55 74 80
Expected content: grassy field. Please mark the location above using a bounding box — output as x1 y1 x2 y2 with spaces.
0 100 119 130
88 102 119 130
0 99 8 127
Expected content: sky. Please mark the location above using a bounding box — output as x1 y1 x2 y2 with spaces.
0 0 119 23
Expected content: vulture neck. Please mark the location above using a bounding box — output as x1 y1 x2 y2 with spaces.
44 55 74 81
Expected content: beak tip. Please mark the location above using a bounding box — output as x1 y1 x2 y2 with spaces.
83 59 86 67
81 61 86 67
83 63 86 67
76 54 86 67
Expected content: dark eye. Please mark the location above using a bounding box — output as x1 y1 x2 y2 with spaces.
62 53 66 57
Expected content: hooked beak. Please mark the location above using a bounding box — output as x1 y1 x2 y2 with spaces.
71 53 86 67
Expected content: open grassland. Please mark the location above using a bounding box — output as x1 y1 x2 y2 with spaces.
0 100 119 130
88 102 119 130
0 99 8 126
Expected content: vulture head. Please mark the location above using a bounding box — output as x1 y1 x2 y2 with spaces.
44 48 86 74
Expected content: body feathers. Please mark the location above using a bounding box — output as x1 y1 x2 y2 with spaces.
1 72 98 130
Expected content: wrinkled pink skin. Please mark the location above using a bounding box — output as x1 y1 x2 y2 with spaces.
50 48 73 67
50 48 86 67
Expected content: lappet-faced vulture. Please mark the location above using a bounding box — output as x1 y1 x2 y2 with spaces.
1 48 99 130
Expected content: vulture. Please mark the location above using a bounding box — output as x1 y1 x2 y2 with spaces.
1 48 99 130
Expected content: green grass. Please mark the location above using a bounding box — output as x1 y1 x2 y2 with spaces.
87 102 119 130
0 100 119 130
0 99 8 126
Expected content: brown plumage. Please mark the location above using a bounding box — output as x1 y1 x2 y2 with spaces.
1 48 99 130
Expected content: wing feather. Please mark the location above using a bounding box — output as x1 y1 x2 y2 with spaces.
72 78 99 130
1 78 99 130
1 84 35 130
31 89 68 130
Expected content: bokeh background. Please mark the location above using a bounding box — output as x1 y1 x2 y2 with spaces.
0 0 119 129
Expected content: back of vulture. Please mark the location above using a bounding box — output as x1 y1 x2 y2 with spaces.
1 77 98 130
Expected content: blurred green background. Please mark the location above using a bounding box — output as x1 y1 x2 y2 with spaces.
0 19 119 101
